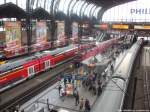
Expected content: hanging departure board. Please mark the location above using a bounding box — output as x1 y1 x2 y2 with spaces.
134 25 150 30
112 24 129 29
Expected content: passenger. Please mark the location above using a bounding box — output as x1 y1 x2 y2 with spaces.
60 88 65 101
64 78 67 87
79 97 84 110
58 85 62 96
92 82 97 95
60 88 63 97
97 79 101 87
84 99 91 112
68 77 71 83
102 72 107 80
97 85 102 96
75 92 80 106
110 64 114 74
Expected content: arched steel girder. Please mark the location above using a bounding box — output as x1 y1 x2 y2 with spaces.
96 7 107 23
80 2 89 19
81 2 90 20
90 6 97 19
67 0 75 17
61 0 72 15
52 0 59 18
89 6 98 22
57 0 66 13
70 0 86 21
44 0 46 9
93 7 101 19
82 3 94 21
88 4 96 18
70 0 78 19
50 0 54 15
76 1 85 17
44 0 52 13
73 1 83 16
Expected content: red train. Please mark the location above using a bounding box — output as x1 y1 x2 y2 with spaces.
0 38 119 92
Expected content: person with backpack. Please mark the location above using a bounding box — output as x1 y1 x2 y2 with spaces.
84 98 91 112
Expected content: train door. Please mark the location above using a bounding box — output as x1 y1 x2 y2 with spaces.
28 66 35 77
44 60 50 70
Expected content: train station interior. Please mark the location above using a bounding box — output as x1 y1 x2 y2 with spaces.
0 0 150 112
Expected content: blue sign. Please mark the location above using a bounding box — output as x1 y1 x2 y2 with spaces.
131 8 150 14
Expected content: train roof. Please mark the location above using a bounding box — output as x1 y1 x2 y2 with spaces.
0 56 36 73
0 45 77 74
43 44 76 55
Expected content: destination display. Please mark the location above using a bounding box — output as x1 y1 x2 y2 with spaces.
112 24 129 29
94 24 108 30
134 25 150 30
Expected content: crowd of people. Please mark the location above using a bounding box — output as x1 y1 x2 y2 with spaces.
55 46 120 112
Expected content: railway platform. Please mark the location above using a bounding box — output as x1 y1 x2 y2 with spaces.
0 61 73 111
19 48 128 112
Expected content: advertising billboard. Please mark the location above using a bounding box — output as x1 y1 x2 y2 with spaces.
5 21 21 48
36 21 47 44
112 24 129 29
72 22 78 38
57 21 65 40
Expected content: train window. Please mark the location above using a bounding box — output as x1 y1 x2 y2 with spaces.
44 60 50 69
28 66 35 76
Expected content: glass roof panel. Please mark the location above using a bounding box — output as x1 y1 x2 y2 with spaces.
72 1 81 15
6 0 17 4
37 0 45 8
32 0 38 9
87 4 95 17
58 0 66 12
84 4 93 17
94 7 101 19
68 0 77 16
18 0 26 10
0 0 4 5
80 2 88 17
76 1 85 16
45 0 53 12
90 6 97 18
102 0 150 22
53 0 59 14
63 0 72 15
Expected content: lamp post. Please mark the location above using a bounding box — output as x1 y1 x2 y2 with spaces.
26 0 32 54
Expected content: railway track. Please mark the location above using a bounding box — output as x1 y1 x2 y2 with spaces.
0 61 73 112
144 70 150 110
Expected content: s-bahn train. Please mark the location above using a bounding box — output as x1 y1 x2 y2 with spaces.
0 38 119 93
91 39 143 112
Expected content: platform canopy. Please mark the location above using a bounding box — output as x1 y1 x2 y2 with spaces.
0 0 135 23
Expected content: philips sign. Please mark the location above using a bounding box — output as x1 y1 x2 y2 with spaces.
131 8 150 14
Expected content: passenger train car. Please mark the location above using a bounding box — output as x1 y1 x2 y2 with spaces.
0 38 119 92
92 39 143 112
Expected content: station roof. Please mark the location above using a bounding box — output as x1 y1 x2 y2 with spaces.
0 0 135 23
31 8 52 20
0 3 26 19
87 0 135 8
